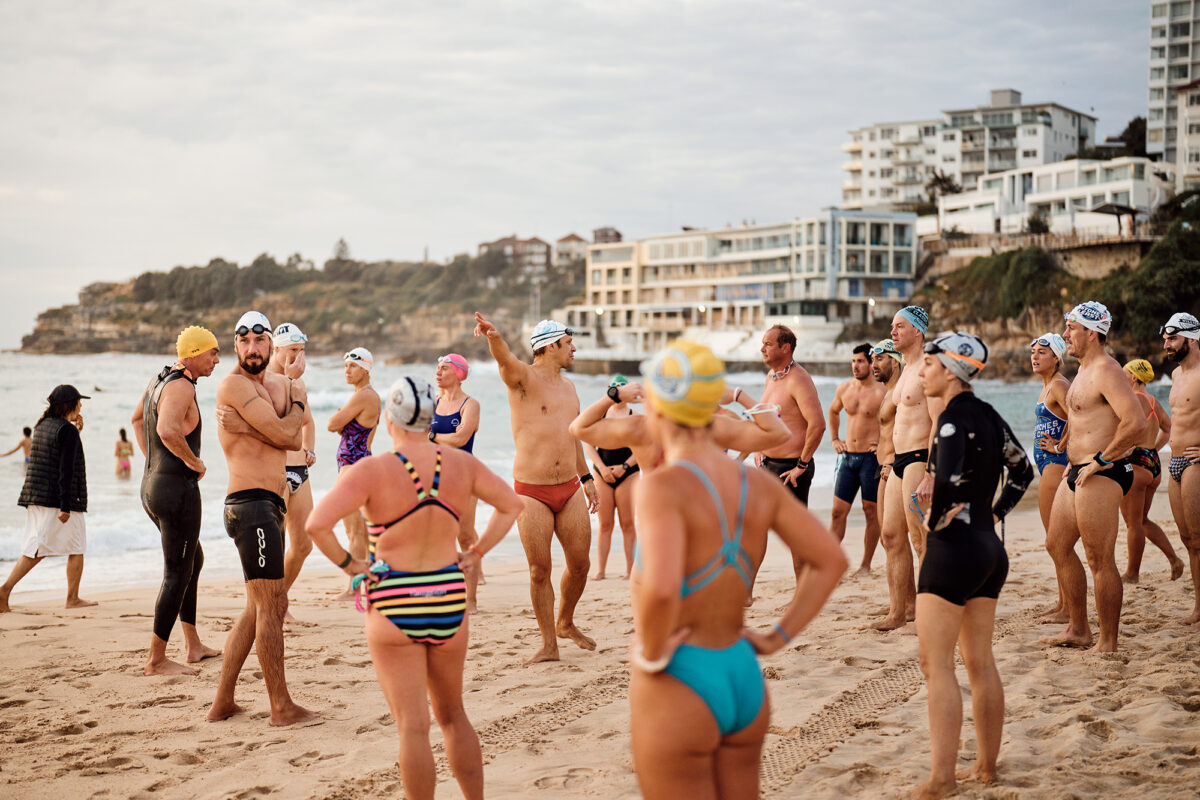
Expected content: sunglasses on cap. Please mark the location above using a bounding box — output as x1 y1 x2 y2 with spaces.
1160 323 1200 336
235 323 270 337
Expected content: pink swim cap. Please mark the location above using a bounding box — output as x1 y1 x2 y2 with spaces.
439 353 468 381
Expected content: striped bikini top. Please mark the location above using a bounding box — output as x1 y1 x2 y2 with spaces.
366 447 460 560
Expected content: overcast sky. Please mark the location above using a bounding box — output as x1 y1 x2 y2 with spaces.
0 0 1148 348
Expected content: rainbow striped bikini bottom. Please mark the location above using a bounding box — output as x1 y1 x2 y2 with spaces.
359 562 467 645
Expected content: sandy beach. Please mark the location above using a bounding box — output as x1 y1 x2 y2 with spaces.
2 485 1198 800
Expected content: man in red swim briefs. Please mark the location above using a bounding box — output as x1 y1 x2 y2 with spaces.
474 312 599 664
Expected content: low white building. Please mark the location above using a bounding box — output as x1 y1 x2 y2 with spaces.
559 210 917 358
935 157 1174 235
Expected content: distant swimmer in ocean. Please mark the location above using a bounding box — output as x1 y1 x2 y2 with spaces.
628 341 846 800
1161 311 1200 625
327 346 380 601
1043 302 1145 652
114 428 134 479
0 386 95 613
208 311 315 726
1029 332 1071 623
828 343 886 576
911 332 1031 800
131 325 223 676
306 376 523 800
1 426 33 470
430 353 484 611
270 323 318 624
1119 358 1183 584
584 375 641 581
474 312 598 664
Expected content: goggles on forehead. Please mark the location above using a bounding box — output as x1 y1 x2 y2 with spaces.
1031 337 1054 348
235 323 270 337
345 351 368 362
277 332 306 344
1161 323 1200 336
924 341 985 371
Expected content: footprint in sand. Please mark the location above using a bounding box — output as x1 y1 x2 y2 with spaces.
1084 719 1116 741
232 786 278 799
0 698 30 708
533 767 598 790
289 750 342 767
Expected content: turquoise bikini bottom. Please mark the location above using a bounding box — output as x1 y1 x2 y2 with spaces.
664 639 765 736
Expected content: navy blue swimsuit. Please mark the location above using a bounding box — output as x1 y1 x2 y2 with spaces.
431 397 475 454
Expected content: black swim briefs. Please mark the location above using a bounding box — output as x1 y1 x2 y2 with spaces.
224 488 286 581
284 465 309 494
893 449 929 479
760 456 815 505
1066 458 1134 496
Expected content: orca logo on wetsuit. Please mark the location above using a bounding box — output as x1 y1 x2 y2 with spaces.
256 527 267 568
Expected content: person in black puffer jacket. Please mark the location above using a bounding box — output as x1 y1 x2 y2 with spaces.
0 384 96 613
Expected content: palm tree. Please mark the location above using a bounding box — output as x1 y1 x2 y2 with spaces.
925 170 963 235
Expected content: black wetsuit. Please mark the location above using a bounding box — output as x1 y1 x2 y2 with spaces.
140 367 204 642
594 444 639 490
917 392 1033 606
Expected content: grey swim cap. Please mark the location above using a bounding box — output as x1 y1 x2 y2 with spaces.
385 376 435 432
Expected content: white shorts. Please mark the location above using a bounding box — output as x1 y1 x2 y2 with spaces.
21 505 86 557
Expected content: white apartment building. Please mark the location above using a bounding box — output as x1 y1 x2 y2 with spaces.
936 157 1174 235
1173 78 1200 190
561 210 917 356
1148 0 1200 164
843 89 1097 209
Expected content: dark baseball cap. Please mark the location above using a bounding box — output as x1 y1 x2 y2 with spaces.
47 384 90 405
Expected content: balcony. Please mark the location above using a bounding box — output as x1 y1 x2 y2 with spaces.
842 160 862 172
989 159 1017 171
895 172 923 185
990 137 1017 149
843 179 862 190
892 150 922 165
842 140 863 153
962 139 985 151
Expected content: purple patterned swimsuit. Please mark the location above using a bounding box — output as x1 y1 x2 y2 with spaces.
337 418 374 469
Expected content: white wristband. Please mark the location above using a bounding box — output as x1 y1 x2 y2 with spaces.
631 643 671 673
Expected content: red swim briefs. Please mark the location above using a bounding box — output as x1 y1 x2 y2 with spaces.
514 477 581 514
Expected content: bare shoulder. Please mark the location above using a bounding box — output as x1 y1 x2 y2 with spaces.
217 371 252 401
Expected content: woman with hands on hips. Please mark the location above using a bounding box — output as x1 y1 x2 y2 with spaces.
628 341 846 800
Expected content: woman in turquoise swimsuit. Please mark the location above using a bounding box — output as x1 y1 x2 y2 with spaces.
629 341 846 800
307 376 522 800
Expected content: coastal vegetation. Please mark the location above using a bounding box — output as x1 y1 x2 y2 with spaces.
21 243 586 359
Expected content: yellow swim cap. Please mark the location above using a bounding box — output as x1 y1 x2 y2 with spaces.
644 340 726 427
1124 358 1154 384
176 326 219 359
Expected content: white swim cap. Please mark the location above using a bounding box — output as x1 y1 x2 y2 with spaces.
386 376 435 432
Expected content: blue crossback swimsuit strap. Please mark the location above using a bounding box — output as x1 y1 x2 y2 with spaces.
644 459 764 736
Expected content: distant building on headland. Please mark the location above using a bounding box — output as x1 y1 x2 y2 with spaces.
558 210 916 359
1148 2 1199 165
928 156 1174 235
842 89 1097 209
554 233 589 267
592 226 623 243
1174 79 1200 192
477 235 551 282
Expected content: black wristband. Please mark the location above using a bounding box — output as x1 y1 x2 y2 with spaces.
338 551 352 569
1093 451 1111 467
428 429 437 442
579 473 594 484
293 400 306 412
795 458 811 470
607 385 621 403
621 462 631 471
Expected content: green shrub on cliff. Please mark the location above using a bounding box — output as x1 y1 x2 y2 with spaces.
946 247 1068 319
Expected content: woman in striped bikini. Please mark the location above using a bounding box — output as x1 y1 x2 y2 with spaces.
306 376 522 800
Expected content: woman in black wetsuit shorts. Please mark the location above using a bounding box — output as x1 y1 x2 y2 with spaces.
911 332 1033 800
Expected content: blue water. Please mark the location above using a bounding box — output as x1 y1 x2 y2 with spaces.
0 352 1172 597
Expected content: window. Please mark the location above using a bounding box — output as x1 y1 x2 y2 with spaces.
922 126 936 136
1152 46 1167 59
1149 128 1164 143
880 128 894 139
1190 93 1200 106
1022 149 1037 158
590 270 601 286
1152 2 1166 15
1151 67 1165 79
622 267 632 281
1171 1 1189 17
1170 65 1189 80
868 131 876 141
1151 88 1165 100
1170 43 1190 58
1170 22 1190 37
942 154 956 162
1152 26 1167 38
1190 123 1200 134
867 151 876 159
942 132 956 141
1150 108 1165 120
880 167 894 178
1188 151 1200 163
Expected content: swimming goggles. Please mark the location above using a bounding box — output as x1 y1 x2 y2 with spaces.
235 323 270 336
1160 323 1200 335
277 331 307 343
344 351 370 363
923 341 986 371
1031 337 1055 348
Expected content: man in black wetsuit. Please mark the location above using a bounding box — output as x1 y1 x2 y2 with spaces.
132 326 223 676
911 331 1032 800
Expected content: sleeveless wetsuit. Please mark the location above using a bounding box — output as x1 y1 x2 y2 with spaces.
1032 400 1068 474
634 460 764 736
140 366 205 642
337 418 375 469
431 397 476 454
361 448 467 644
918 393 1033 606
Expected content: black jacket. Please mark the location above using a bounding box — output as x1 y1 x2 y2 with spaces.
17 417 87 513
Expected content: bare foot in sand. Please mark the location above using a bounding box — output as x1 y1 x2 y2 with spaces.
864 613 907 632
852 566 872 579
1183 609 1200 625
524 646 560 665
591 572 606 581
186 643 222 663
909 776 955 799
332 588 356 602
0 589 11 613
206 701 247 722
144 657 199 677
1037 606 1070 624
270 703 319 727
956 765 996 784
622 572 631 580
1170 558 1185 581
557 623 596 651
1088 641 1119 654
1040 628 1092 648
65 597 97 609
1121 572 1139 585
